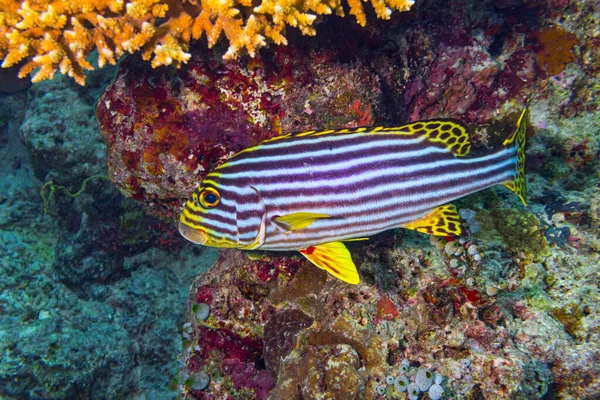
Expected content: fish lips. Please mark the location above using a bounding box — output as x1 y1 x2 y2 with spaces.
178 222 208 245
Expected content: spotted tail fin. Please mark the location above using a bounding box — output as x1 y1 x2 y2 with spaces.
502 109 528 206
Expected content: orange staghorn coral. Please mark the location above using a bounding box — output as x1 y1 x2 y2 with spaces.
0 0 415 85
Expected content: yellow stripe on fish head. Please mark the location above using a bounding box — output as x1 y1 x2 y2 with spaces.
179 182 240 249
179 173 266 249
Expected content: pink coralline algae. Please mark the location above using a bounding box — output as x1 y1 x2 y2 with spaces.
96 47 383 219
221 359 274 400
404 44 536 125
182 321 274 398
251 256 304 283
193 326 264 368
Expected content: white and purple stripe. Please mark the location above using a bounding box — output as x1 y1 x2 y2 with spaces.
183 129 517 250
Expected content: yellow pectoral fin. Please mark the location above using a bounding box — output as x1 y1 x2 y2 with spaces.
274 212 331 231
403 204 462 237
299 242 360 285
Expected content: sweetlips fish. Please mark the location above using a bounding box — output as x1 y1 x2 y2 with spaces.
179 110 528 284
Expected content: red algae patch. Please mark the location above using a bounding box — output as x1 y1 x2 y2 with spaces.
96 49 382 219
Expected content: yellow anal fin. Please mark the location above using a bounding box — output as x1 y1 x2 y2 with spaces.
502 108 528 206
300 242 360 285
403 204 462 237
274 212 330 231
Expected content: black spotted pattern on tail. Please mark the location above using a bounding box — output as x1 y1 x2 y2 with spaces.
502 109 528 206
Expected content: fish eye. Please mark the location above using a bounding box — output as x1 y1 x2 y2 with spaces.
205 193 217 203
199 187 220 208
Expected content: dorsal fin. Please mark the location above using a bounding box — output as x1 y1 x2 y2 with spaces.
377 120 471 156
278 121 472 155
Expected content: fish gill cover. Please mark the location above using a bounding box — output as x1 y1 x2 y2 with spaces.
1 0 600 399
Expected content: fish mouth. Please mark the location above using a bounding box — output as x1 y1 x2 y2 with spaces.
178 222 208 245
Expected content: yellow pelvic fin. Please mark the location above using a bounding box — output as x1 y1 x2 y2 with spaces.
274 212 330 231
403 204 462 237
502 108 528 206
300 242 360 285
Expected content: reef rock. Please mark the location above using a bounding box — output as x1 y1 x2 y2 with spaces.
96 47 383 219
174 199 600 400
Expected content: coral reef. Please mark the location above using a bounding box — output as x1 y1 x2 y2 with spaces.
90 3 600 397
1 0 599 398
174 223 599 399
0 0 414 85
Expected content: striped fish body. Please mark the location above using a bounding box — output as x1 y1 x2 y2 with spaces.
179 111 528 284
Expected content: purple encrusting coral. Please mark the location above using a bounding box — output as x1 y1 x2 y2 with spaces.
188 326 274 399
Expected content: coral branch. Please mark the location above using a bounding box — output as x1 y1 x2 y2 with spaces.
0 0 415 85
